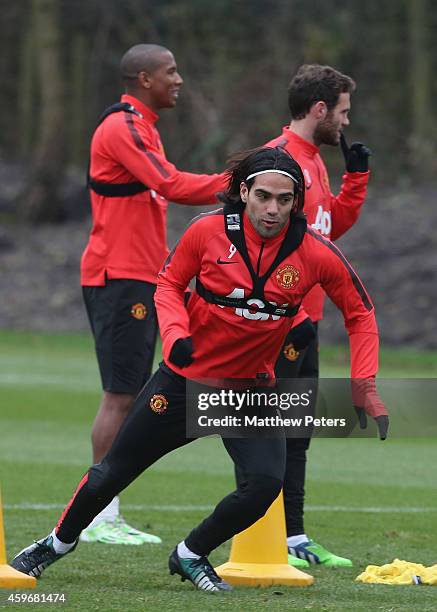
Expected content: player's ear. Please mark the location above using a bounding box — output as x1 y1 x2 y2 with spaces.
240 181 248 203
138 70 153 89
312 101 327 120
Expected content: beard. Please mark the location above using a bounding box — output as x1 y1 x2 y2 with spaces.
313 113 340 146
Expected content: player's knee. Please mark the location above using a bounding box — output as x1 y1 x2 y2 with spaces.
242 473 283 520
286 437 311 454
87 460 119 498
102 391 135 415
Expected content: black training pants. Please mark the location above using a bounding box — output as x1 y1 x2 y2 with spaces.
274 326 319 536
56 364 286 555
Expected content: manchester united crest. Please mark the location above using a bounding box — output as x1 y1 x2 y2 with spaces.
283 343 300 362
276 264 300 289
150 394 168 414
131 303 147 320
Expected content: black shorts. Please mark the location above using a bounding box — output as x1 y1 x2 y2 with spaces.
82 279 158 394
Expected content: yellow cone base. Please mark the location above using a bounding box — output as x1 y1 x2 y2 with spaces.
215 561 314 587
0 565 36 589
0 487 36 588
215 491 314 587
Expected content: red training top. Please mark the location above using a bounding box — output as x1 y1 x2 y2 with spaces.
266 128 370 321
81 94 228 286
155 210 379 380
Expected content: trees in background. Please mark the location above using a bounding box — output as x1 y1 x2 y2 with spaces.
0 0 436 222
20 0 65 222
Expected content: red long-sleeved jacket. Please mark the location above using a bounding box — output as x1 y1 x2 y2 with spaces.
81 94 228 286
155 210 379 380
266 128 370 321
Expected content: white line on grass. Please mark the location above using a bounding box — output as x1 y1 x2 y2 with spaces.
4 503 437 513
0 373 98 391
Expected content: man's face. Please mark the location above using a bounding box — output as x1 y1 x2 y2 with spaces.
241 173 295 239
314 92 351 146
146 51 183 110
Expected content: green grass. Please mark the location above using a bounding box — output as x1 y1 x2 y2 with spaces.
1 330 437 611
319 343 437 377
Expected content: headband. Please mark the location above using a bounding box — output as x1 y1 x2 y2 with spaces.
245 169 298 184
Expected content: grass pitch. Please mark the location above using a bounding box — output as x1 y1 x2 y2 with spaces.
0 330 437 611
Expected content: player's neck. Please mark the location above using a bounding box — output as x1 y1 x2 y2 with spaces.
124 89 162 116
288 119 316 145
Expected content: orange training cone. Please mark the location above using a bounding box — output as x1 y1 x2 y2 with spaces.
215 491 314 587
0 488 36 588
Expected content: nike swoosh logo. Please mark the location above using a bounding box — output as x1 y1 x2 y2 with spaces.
216 257 238 265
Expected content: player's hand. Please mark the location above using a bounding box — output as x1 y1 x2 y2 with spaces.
352 378 389 440
169 337 195 368
288 317 316 351
340 133 371 173
354 407 389 440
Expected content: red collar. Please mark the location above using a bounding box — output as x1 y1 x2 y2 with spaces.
121 94 159 124
280 126 320 158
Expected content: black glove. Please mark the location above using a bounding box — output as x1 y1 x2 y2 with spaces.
169 337 195 368
340 133 371 173
354 407 389 440
352 378 389 440
288 317 317 351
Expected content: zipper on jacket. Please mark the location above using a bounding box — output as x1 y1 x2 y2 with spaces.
256 242 265 276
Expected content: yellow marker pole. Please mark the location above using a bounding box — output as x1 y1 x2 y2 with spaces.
0 488 36 588
215 491 314 587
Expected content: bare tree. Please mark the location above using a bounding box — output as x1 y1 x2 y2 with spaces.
19 0 65 223
407 0 435 176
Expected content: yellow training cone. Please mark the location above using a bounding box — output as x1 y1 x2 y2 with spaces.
0 488 36 588
215 491 314 587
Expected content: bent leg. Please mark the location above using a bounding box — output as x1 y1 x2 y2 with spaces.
56 365 189 543
185 436 286 556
